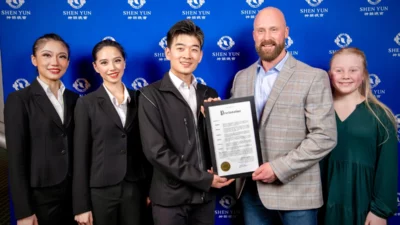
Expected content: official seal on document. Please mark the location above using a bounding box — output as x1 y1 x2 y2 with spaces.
221 162 231 172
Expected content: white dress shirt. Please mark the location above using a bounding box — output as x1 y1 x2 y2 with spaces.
37 77 65 124
103 83 131 127
169 71 198 123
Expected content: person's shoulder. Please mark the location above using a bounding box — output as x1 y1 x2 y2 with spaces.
140 80 161 94
6 85 33 103
64 88 80 99
78 89 98 103
199 83 218 96
235 61 258 77
291 58 328 80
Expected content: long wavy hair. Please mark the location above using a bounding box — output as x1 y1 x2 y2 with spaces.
329 47 397 144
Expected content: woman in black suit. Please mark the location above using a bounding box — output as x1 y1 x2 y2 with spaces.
4 33 79 225
73 39 150 225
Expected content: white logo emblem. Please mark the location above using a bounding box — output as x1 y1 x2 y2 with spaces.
12 78 29 90
217 36 235 51
187 0 205 9
368 0 381 5
103 36 116 41
369 74 381 89
334 33 352 48
246 0 264 8
306 0 323 7
285 36 294 49
68 0 86 9
219 195 236 209
6 0 24 9
132 78 148 90
159 37 168 50
195 77 206 85
128 0 146 9
394 33 400 46
73 78 91 93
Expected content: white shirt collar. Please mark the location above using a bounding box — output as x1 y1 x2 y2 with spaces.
36 76 65 95
169 71 197 90
103 83 131 106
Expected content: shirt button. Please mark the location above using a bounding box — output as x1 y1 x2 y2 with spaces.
121 134 126 138
121 149 126 154
61 150 66 155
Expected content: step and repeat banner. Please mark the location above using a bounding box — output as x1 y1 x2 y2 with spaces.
1 0 399 224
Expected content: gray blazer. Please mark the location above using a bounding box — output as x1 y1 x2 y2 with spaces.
231 55 337 210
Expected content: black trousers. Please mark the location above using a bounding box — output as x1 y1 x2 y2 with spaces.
152 199 216 225
32 178 75 225
90 180 147 225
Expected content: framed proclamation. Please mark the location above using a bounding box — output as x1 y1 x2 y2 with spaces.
204 96 262 179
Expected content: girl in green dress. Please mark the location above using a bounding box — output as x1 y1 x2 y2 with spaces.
320 47 398 225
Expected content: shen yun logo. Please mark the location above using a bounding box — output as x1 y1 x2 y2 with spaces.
285 36 299 56
388 33 400 57
73 78 91 93
68 0 86 9
300 0 328 18
285 36 294 49
128 0 146 9
187 0 205 9
213 36 240 61
335 33 352 48
6 0 24 9
215 195 240 219
360 0 388 16
241 0 263 19
12 78 30 90
306 0 323 7
154 36 168 61
246 0 264 8
132 78 148 90
159 37 167 50
124 0 151 20
183 0 210 20
3 0 31 20
368 0 381 5
369 74 385 98
64 0 91 20
217 36 235 51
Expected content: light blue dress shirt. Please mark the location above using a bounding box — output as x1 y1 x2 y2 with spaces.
254 52 289 122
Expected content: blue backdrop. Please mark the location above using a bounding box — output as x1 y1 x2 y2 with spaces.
1 0 399 224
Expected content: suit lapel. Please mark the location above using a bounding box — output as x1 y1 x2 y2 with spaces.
124 90 136 131
31 79 64 130
247 62 258 96
260 55 296 127
97 85 124 131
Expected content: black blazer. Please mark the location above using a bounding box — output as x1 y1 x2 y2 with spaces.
138 73 218 207
4 79 79 220
72 85 150 215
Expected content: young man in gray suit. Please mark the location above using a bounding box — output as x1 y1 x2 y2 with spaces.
231 7 337 225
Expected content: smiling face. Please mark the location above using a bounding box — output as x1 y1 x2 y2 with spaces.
31 40 69 83
165 34 203 80
329 52 365 97
93 46 126 85
253 7 288 62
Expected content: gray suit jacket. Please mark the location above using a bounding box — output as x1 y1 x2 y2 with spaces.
231 55 337 210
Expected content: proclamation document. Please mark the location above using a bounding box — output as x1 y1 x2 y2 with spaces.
204 96 262 178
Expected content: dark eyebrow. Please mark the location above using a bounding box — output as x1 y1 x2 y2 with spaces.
174 43 200 48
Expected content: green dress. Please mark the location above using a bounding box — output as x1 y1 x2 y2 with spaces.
320 102 398 225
